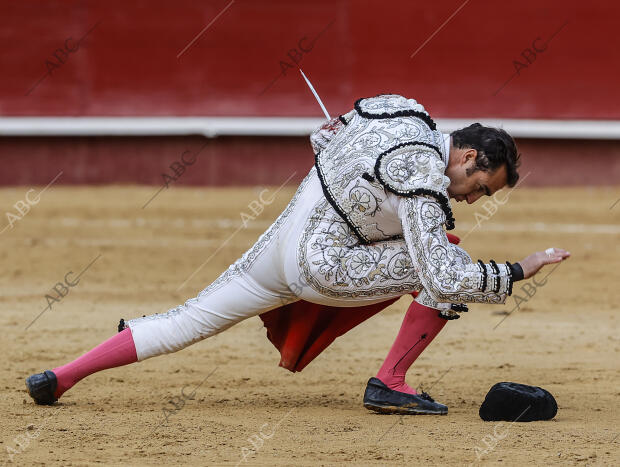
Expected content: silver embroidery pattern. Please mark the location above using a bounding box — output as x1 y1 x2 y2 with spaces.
298 198 423 299
415 289 452 312
128 168 316 327
376 144 451 197
357 95 429 117
400 196 510 304
315 95 446 244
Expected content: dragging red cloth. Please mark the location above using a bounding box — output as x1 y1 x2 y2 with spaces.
259 233 461 372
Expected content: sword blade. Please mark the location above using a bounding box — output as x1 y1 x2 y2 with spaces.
299 69 331 120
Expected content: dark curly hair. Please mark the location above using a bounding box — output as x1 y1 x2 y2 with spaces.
450 123 521 187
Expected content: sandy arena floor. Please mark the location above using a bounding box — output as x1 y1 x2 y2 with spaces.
0 182 618 466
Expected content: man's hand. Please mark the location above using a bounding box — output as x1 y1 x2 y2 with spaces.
519 248 571 280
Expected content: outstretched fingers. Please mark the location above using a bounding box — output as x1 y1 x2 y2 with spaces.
543 247 571 264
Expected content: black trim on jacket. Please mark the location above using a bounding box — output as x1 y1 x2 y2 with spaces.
354 95 437 131
373 141 455 230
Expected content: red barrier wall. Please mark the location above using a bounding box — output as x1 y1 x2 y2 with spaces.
2 1 618 187
1 136 618 187
1 0 618 119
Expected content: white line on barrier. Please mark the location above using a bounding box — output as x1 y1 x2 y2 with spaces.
2 117 620 139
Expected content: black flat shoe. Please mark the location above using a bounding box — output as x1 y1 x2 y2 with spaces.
363 377 448 415
25 370 58 405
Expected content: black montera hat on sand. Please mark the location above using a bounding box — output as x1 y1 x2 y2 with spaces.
479 382 557 422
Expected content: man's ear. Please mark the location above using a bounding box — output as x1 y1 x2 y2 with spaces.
463 148 477 165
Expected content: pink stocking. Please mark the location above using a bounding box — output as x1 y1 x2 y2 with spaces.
375 301 447 395
52 328 138 399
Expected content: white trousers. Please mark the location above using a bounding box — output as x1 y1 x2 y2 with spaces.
128 168 432 361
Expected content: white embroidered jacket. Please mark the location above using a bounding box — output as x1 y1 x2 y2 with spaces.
311 94 514 305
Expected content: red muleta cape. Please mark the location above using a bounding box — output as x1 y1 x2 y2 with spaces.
259 233 461 372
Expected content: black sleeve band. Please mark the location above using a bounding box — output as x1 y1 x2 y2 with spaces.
508 262 524 281
477 260 487 291
488 260 500 293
